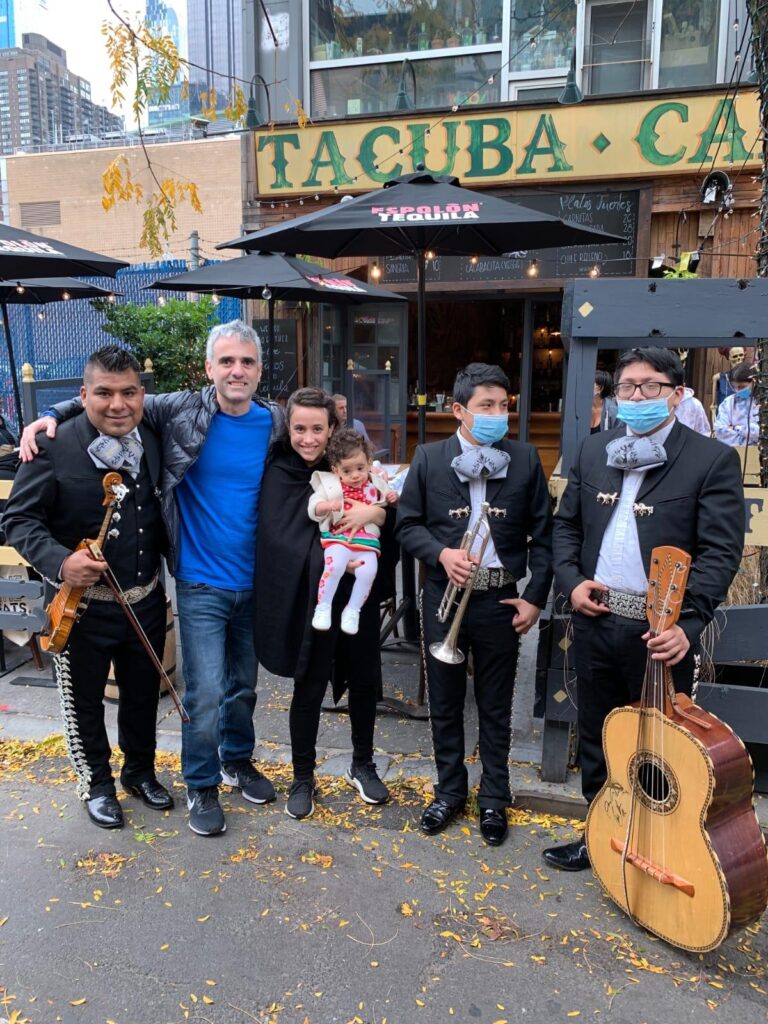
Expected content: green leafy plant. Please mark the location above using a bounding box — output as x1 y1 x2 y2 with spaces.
93 296 219 393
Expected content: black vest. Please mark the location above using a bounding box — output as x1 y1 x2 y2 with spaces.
103 455 164 590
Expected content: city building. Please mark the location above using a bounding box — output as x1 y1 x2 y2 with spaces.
146 0 191 128
187 0 242 127
0 32 122 155
239 0 760 463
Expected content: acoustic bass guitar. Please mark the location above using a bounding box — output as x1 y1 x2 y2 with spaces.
585 545 768 952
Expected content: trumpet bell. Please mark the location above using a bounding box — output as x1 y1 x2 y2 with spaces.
429 638 466 665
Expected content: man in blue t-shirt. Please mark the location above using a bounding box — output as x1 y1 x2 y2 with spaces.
20 321 284 837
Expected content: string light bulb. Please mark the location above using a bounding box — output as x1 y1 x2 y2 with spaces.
262 286 272 300
15 284 24 294
157 295 166 306
469 255 478 265
425 249 436 261
211 292 219 305
371 261 381 280
62 290 71 300
108 293 116 303
527 259 539 277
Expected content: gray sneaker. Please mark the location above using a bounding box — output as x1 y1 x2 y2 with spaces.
285 777 316 819
345 762 390 805
187 786 226 836
221 760 276 804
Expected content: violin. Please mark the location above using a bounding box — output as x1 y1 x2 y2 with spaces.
40 471 125 654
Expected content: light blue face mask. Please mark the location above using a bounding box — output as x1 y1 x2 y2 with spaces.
734 388 752 402
616 397 671 434
462 406 509 445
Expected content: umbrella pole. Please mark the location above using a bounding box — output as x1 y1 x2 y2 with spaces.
416 249 427 446
268 294 275 399
1 301 23 431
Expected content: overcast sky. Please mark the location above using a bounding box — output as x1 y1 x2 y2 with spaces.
17 0 144 116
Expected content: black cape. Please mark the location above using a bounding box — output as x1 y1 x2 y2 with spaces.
254 440 394 702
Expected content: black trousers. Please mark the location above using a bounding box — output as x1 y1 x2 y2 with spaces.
55 586 166 799
422 578 519 810
572 611 696 804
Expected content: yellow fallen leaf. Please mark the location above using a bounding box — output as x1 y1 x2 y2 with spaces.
160 943 170 951
0 916 8 926
439 930 462 942
70 998 88 1006
202 995 214 1005
567 1014 581 1018
205 980 216 986
461 827 471 836
399 902 413 917
492 1020 508 1024
415 999 425 1007
197 915 210 922
370 961 379 967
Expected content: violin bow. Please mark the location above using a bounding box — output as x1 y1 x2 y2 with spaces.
87 542 190 723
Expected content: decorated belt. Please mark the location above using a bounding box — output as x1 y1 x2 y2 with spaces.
603 588 647 621
472 567 517 591
85 575 159 605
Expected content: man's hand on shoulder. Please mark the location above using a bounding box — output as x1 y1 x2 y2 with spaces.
20 416 57 462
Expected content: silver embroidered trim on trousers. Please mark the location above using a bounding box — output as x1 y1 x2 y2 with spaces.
54 649 92 802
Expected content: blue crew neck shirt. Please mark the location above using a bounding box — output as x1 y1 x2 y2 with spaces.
175 403 271 589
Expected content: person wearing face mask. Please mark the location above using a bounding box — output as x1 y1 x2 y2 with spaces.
543 347 744 873
396 363 553 846
714 362 759 447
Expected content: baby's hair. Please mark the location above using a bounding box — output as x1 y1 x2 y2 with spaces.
326 427 373 466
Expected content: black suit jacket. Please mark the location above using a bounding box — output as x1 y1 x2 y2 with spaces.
553 421 745 644
396 434 553 608
3 415 164 588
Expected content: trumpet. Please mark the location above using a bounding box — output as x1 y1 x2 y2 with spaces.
430 501 492 665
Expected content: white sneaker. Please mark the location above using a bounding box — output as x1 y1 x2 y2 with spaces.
340 606 360 635
312 603 332 631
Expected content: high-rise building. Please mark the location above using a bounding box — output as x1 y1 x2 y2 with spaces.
0 33 122 154
0 0 16 49
187 0 242 125
146 0 190 127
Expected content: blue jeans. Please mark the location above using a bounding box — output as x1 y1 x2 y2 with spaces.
176 581 258 789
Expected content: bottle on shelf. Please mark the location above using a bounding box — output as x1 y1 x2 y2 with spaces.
474 19 487 45
417 21 429 50
461 17 473 46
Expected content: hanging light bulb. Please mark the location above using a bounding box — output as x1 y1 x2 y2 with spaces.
371 261 381 280
62 290 71 300
527 259 539 277
108 293 116 303
15 284 25 294
469 255 478 265
211 292 219 305
262 286 272 300
589 264 601 278
157 295 166 306
425 249 436 261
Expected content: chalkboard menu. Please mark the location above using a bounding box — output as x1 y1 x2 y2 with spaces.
253 318 298 398
379 188 642 285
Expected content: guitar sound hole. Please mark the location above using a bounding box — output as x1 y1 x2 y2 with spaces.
629 752 679 814
637 761 670 803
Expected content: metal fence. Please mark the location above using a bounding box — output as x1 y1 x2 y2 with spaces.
1 260 242 430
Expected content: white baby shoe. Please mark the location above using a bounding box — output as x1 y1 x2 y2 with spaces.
340 607 360 635
312 603 332 631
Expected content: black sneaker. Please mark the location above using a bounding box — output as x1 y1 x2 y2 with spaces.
221 760 276 805
285 777 316 820
187 786 226 836
345 762 390 805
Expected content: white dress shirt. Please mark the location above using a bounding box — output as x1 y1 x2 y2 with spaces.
594 418 676 595
456 430 503 568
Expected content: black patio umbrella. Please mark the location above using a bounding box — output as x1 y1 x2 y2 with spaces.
219 170 626 441
0 224 128 278
147 253 405 397
0 277 123 430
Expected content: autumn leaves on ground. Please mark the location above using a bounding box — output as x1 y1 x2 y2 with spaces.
0 736 766 1024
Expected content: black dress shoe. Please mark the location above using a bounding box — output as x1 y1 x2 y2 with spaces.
86 794 124 830
479 807 508 846
542 839 590 872
420 798 465 835
123 778 174 811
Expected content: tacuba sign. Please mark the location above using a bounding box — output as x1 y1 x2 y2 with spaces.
254 91 759 197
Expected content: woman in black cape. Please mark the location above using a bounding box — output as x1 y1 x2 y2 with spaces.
255 387 394 819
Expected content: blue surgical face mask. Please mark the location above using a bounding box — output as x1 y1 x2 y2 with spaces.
734 387 752 402
616 396 671 434
462 406 509 445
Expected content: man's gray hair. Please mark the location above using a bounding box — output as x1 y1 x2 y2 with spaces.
206 320 262 363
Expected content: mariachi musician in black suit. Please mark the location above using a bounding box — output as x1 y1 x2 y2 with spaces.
3 346 173 830
397 363 553 846
544 347 745 872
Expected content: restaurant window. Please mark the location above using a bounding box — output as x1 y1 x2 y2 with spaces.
509 0 577 75
584 0 652 94
310 52 500 117
309 0 503 61
348 303 407 418
509 79 565 101
659 0 719 88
